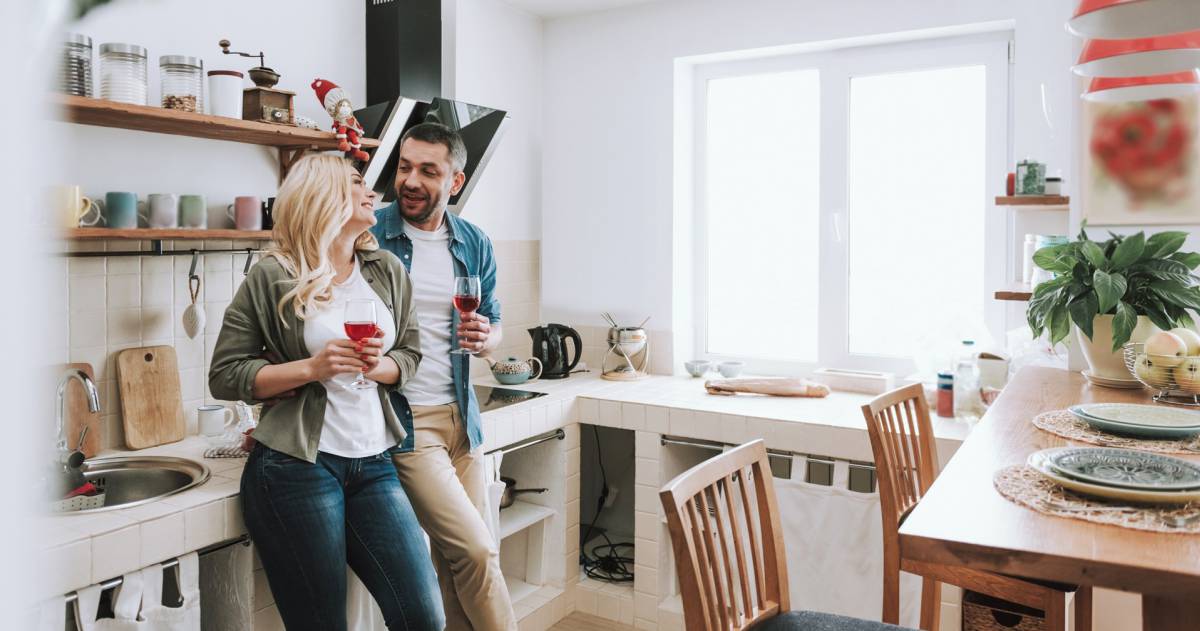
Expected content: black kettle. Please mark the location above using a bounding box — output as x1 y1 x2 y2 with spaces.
528 324 582 379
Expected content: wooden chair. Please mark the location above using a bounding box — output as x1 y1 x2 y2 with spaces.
659 440 910 631
862 383 1092 631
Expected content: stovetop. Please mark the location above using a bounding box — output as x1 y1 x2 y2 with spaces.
473 385 548 412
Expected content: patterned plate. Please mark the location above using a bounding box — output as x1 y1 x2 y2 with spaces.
1044 447 1200 491
1068 404 1200 439
1027 451 1200 506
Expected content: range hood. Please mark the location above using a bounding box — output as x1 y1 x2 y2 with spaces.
360 0 509 216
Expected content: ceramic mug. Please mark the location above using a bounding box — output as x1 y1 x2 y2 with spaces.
198 404 235 444
99 192 141 229
179 194 207 229
226 196 263 230
50 185 102 228
145 193 180 228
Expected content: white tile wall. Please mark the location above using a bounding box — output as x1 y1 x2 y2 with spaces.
55 239 539 450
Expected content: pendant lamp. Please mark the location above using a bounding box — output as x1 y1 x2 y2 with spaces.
1068 0 1200 39
1083 70 1200 102
1074 30 1200 77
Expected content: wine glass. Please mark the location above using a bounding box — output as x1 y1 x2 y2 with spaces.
343 299 378 390
451 276 482 355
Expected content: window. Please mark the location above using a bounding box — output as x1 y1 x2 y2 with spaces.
691 32 1010 374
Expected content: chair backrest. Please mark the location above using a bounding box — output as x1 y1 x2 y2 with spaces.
659 440 789 631
860 383 940 537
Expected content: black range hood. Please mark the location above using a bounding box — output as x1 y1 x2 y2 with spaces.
361 0 508 215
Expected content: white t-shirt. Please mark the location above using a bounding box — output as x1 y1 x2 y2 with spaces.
303 259 398 458
402 221 458 406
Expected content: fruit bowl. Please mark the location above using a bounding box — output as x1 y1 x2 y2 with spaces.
1123 342 1200 407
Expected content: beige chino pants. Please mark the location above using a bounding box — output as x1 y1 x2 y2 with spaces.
393 403 517 631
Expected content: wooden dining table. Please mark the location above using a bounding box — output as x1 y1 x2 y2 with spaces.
899 366 1200 631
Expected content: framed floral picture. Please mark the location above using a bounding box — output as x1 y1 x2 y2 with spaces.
1081 95 1200 225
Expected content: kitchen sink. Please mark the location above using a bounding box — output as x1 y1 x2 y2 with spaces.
53 456 211 514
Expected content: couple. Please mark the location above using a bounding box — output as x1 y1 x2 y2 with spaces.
209 123 514 631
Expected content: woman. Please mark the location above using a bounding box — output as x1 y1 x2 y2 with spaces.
209 154 444 631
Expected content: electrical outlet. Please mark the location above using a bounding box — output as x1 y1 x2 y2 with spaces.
603 487 619 508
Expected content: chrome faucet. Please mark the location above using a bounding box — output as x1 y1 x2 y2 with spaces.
56 368 100 466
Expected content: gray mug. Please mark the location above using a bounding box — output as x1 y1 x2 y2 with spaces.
146 193 179 228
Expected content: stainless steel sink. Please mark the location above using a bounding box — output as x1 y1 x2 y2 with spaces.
54 456 211 514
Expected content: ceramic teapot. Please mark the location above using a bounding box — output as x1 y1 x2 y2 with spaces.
488 356 543 385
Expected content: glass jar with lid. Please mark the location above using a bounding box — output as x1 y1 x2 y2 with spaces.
160 55 203 112
60 33 93 97
99 43 148 105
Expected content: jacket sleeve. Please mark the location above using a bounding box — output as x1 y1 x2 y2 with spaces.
384 259 422 391
208 265 271 403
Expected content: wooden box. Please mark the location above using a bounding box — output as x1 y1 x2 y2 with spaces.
963 591 1045 631
242 86 295 125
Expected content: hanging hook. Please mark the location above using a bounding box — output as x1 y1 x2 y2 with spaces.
242 248 254 276
188 250 200 279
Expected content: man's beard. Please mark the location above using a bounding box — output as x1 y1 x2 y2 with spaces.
397 187 441 225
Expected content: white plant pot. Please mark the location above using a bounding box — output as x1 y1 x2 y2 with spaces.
1075 314 1160 381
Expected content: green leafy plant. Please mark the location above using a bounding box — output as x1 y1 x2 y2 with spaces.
1026 225 1200 351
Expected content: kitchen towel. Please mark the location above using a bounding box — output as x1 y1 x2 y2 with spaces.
75 570 143 631
484 451 505 545
199 542 252 631
774 455 921 627
139 553 201 630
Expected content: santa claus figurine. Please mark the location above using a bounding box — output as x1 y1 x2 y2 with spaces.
311 78 371 162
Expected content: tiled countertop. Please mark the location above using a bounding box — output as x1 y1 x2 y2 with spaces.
39 371 975 600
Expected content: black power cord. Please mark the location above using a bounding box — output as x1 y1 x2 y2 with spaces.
579 425 635 582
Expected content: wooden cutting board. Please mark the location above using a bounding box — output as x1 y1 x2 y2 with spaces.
117 346 185 449
62 362 101 458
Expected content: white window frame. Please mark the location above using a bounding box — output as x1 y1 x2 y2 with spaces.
691 30 1013 376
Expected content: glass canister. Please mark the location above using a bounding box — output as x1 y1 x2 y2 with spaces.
60 33 93 97
1015 157 1047 195
99 43 148 105
160 55 203 112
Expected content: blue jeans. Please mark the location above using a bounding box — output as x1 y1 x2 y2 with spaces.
241 445 444 631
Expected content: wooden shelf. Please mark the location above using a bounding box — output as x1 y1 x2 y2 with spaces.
499 501 556 540
995 195 1069 207
66 228 272 241
58 95 380 151
994 284 1033 301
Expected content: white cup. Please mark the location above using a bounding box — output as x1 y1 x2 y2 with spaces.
198 404 234 443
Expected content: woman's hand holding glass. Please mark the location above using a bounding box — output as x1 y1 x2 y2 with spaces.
307 337 382 382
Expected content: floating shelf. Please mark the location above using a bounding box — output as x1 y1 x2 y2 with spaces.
58 95 379 150
499 501 556 540
66 228 272 241
994 284 1033 301
995 195 1070 207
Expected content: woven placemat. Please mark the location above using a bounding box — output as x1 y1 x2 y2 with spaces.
993 465 1200 534
1032 409 1200 455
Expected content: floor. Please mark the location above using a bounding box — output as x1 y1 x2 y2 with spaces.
549 612 637 631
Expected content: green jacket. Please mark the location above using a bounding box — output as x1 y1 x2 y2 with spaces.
208 248 421 463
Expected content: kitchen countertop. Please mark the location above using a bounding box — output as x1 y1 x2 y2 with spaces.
38 370 976 600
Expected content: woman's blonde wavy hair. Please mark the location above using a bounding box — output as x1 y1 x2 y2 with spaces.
266 154 378 322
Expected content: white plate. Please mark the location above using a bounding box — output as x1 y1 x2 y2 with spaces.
1082 370 1143 389
1071 403 1200 429
1028 449 1200 505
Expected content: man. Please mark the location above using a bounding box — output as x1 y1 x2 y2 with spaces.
371 122 516 631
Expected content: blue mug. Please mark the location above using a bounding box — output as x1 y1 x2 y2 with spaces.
101 192 141 229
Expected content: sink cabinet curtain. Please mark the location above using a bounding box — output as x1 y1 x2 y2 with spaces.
74 570 143 630
774 455 922 626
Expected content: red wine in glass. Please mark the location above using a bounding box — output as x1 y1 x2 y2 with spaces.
343 299 377 390
451 276 482 355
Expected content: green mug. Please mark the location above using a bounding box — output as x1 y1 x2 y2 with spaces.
180 194 207 229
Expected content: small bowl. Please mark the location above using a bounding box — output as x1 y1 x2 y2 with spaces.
684 360 712 378
717 361 745 378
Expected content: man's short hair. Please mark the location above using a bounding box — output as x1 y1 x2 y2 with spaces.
400 122 468 173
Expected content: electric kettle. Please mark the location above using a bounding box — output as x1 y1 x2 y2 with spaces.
527 324 582 379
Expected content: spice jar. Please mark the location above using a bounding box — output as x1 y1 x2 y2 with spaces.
60 33 93 97
160 55 203 112
99 43 148 105
1015 158 1046 195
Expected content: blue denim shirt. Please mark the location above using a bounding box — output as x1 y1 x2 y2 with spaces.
371 203 499 453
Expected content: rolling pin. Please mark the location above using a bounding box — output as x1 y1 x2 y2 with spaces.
704 377 831 398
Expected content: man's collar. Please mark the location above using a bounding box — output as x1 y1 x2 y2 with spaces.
383 201 464 244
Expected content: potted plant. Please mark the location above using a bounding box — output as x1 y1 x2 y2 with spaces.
1026 226 1200 381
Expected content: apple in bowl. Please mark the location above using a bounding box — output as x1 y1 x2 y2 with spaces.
1174 357 1200 393
1144 331 1189 367
1135 353 1176 387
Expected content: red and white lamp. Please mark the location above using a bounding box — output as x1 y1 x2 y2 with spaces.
1068 0 1200 39
1070 2 1200 101
1083 70 1200 101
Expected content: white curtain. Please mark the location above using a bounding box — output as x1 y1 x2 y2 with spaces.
774 455 921 627
138 553 201 630
75 571 143 631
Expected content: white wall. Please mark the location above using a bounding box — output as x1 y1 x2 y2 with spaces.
448 0 544 241
540 0 1077 335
